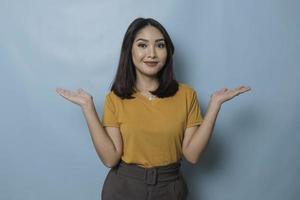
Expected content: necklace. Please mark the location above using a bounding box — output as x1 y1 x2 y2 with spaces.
139 91 157 100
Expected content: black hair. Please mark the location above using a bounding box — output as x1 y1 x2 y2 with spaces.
110 17 179 99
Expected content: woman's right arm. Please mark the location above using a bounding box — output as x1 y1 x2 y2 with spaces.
81 101 123 168
56 88 122 168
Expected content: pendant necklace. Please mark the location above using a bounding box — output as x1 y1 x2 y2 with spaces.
139 91 157 101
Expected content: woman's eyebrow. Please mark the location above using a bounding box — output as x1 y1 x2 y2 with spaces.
135 38 165 42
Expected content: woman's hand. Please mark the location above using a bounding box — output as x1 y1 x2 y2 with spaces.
210 85 251 106
56 88 93 108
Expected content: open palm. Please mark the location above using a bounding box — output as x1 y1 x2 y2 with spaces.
56 88 93 107
211 85 251 105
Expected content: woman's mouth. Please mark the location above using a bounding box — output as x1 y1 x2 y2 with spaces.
144 61 159 67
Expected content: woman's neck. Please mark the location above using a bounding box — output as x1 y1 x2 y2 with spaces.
135 77 159 92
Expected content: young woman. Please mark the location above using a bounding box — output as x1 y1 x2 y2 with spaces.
56 17 251 200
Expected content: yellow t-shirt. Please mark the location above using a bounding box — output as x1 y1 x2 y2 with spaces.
101 82 204 168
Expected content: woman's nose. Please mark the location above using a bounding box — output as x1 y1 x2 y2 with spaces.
147 45 157 58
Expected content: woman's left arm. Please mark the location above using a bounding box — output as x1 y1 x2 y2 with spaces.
182 85 251 164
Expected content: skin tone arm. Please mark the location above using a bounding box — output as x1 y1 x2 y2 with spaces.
182 85 252 164
55 88 123 168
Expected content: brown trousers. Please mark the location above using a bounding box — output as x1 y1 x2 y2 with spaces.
101 160 188 200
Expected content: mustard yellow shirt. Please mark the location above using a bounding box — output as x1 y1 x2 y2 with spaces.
101 82 204 168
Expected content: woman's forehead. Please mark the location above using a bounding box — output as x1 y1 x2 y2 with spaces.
134 26 165 42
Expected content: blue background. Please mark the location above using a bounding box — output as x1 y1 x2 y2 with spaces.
1 0 299 199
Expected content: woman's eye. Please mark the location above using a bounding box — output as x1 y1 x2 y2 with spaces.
137 43 147 48
157 43 166 48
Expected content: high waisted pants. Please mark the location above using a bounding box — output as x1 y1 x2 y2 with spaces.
101 160 188 200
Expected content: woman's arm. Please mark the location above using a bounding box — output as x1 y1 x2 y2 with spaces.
56 88 122 168
81 102 122 168
182 86 251 164
182 100 220 164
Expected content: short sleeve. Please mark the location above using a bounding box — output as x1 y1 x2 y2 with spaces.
186 90 204 128
101 93 120 127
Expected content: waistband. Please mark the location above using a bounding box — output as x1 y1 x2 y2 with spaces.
115 160 181 185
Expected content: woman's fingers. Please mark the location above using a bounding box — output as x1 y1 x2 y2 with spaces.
56 87 92 106
56 88 77 101
56 88 67 97
233 86 251 96
77 88 92 98
218 85 251 97
237 86 251 93
56 88 69 97
56 88 64 94
235 85 251 91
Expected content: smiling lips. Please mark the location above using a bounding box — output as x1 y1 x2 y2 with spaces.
144 61 159 66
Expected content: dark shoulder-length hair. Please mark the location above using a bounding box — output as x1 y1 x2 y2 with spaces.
110 17 179 99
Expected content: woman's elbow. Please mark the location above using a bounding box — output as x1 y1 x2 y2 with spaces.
183 154 199 165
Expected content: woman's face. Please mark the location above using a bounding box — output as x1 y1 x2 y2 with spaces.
131 25 167 79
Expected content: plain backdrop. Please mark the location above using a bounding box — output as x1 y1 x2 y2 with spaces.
1 0 299 199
